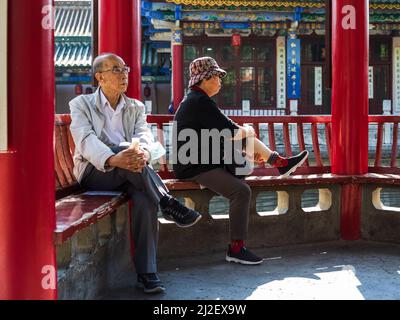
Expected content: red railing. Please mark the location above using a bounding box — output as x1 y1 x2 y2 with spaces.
147 115 400 178
54 114 400 179
368 116 400 173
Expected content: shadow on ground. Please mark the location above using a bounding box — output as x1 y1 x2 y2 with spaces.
101 240 400 300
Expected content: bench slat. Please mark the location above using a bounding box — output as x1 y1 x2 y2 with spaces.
354 173 400 185
60 124 75 182
374 123 383 167
164 173 352 191
296 123 309 167
268 123 276 151
311 123 323 167
283 123 292 157
325 123 332 163
157 123 169 175
55 192 128 244
55 125 75 186
55 126 70 188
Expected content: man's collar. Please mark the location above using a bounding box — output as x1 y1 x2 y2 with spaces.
99 88 126 111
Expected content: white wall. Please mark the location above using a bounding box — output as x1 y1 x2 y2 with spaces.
0 0 7 150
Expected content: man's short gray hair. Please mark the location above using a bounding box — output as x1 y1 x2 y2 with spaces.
92 53 121 74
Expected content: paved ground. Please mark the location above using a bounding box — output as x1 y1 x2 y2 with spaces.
102 240 400 300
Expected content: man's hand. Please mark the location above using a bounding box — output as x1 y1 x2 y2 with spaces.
106 148 147 173
140 147 151 164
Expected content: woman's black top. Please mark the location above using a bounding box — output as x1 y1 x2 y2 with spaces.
172 88 239 179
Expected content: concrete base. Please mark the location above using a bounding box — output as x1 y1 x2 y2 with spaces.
57 204 134 300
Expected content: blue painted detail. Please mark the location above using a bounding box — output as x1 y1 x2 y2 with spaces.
145 27 171 35
150 42 170 49
287 36 301 99
141 0 152 11
56 75 92 83
158 67 170 75
221 22 250 29
295 7 303 22
142 17 151 27
172 29 182 45
168 102 175 114
175 5 182 20
145 10 175 21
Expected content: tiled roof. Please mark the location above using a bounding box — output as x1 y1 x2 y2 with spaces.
55 1 91 68
55 1 91 38
55 42 91 68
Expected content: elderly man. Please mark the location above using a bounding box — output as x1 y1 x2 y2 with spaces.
69 53 201 294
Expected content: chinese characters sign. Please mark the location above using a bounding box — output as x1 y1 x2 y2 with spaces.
314 67 322 106
287 37 301 99
276 37 286 109
394 42 400 113
368 66 374 99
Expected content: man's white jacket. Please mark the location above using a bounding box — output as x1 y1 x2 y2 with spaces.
69 88 155 182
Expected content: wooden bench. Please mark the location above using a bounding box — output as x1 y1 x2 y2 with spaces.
55 114 400 244
54 114 129 245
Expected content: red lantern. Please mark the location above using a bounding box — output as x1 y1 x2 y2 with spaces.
144 84 151 98
231 34 241 47
75 84 83 95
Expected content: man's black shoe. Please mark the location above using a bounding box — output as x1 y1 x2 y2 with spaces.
161 197 202 228
278 150 309 177
137 273 165 294
225 245 263 265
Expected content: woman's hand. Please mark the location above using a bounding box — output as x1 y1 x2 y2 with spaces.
253 152 264 163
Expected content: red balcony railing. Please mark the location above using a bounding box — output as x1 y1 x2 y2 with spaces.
147 115 400 178
55 114 400 181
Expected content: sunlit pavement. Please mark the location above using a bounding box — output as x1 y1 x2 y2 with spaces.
101 240 400 300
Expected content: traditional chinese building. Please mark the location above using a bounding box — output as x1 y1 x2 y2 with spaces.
55 0 400 116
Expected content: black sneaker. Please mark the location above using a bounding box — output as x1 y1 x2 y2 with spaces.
278 150 309 178
225 245 263 265
161 197 202 228
137 273 165 294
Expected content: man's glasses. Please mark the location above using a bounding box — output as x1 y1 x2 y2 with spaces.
99 66 131 74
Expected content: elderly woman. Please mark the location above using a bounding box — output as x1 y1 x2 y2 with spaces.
173 57 308 265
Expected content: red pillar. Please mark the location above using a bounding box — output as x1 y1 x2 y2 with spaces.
0 0 56 299
172 27 184 112
98 0 141 100
331 1 369 239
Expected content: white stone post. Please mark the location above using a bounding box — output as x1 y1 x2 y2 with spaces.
383 100 392 145
289 100 298 145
